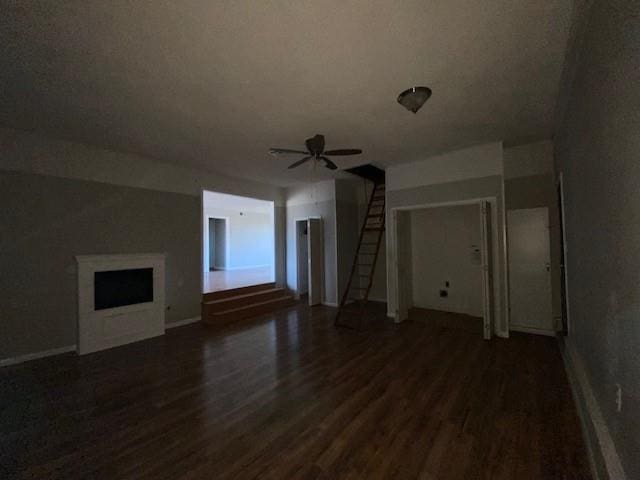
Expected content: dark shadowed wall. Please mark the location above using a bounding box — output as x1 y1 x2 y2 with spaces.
554 0 639 477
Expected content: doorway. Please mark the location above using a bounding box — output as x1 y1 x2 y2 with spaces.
392 199 497 339
201 190 275 293
295 218 323 306
207 217 228 271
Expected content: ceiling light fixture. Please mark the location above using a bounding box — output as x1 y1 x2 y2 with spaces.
397 86 432 113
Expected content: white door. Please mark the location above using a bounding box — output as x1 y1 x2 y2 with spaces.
480 201 494 339
508 208 553 334
307 218 323 306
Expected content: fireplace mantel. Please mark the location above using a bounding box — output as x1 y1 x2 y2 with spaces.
76 253 166 355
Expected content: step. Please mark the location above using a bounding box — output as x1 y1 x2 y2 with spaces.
203 287 287 313
202 282 276 302
202 295 295 327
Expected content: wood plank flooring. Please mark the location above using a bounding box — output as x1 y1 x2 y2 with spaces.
0 304 591 479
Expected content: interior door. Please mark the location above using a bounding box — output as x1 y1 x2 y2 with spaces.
480 201 494 339
307 218 323 306
508 207 553 334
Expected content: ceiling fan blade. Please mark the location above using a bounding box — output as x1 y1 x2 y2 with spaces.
319 156 338 170
323 149 362 156
288 156 313 169
270 148 309 156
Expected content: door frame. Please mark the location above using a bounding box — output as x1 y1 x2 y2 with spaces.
294 216 323 305
204 215 230 272
557 172 571 334
390 196 502 338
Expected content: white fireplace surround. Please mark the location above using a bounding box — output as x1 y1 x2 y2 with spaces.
76 253 166 355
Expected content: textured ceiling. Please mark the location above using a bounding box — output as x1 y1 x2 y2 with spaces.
0 1 573 186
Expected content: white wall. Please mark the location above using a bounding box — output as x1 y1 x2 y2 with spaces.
387 142 503 191
202 205 273 271
409 205 483 317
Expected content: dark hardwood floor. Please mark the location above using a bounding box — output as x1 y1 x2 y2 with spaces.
0 304 591 479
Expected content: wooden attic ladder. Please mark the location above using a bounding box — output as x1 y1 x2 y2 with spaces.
335 175 386 329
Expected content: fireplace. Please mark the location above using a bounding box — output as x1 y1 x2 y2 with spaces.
76 254 166 355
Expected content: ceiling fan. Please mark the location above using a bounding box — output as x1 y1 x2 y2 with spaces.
269 134 362 170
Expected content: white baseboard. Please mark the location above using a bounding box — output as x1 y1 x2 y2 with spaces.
510 325 556 337
166 316 201 329
561 340 627 480
0 345 77 367
322 302 339 307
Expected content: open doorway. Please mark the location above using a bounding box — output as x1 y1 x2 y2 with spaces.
392 199 497 339
295 218 323 306
202 190 275 293
207 217 228 271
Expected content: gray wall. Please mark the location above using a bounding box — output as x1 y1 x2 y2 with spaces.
0 171 201 360
554 0 639 476
386 175 507 334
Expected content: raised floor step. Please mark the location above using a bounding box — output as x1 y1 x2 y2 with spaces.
203 287 287 313
202 282 275 302
203 295 295 327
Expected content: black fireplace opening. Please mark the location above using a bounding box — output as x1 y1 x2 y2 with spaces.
94 268 154 310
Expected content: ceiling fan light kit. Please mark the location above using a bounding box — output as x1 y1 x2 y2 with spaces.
397 86 432 113
269 134 362 171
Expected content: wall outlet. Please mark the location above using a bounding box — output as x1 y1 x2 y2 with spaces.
439 290 448 298
615 384 622 412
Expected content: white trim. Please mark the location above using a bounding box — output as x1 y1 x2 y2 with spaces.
322 302 339 307
166 316 201 329
0 345 77 367
561 341 627 480
509 325 556 337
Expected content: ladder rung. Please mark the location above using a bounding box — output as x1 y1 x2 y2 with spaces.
364 227 384 231
367 214 384 218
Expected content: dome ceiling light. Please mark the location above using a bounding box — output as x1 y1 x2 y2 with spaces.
397 86 432 113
